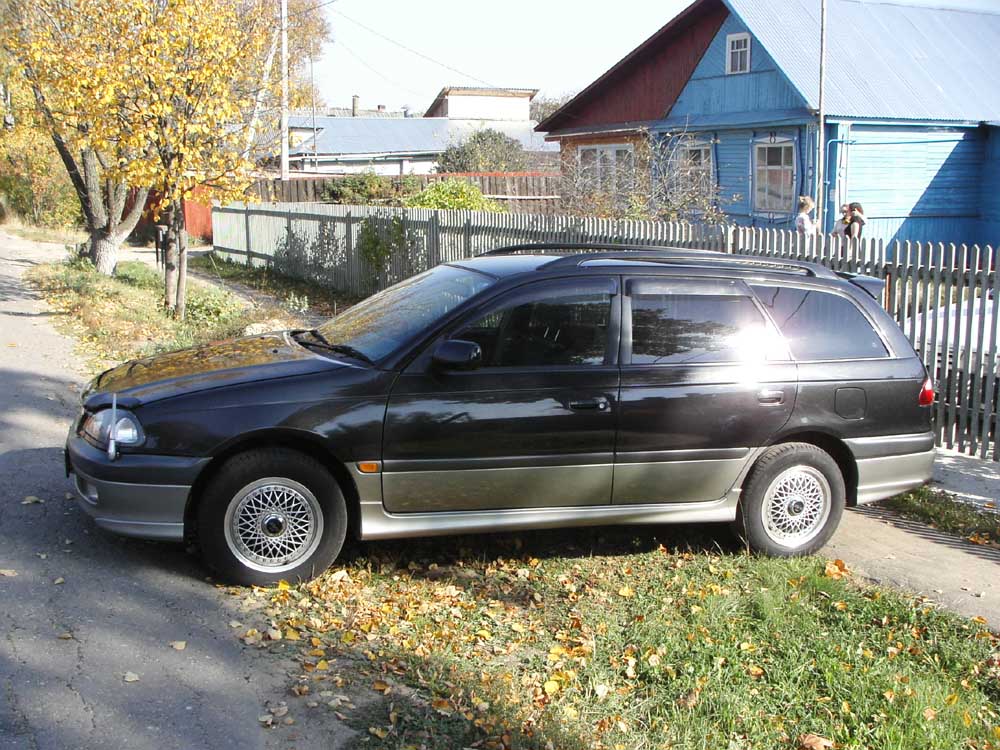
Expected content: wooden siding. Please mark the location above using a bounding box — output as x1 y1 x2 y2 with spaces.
981 126 1000 245
843 125 985 244
666 14 807 119
695 126 815 228
542 0 727 134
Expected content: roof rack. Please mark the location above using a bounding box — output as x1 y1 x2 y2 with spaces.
479 242 837 279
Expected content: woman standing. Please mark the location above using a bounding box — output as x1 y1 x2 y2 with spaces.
795 196 816 234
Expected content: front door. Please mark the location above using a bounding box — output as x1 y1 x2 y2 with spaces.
382 276 620 513
614 276 797 504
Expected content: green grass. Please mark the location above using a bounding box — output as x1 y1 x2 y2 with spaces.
189 251 358 318
249 527 1000 750
25 257 303 372
884 487 1000 546
1 220 86 246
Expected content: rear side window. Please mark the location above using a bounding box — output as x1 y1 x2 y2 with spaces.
630 294 767 364
753 285 888 360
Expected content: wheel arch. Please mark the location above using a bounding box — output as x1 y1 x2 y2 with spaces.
766 430 858 506
183 428 362 546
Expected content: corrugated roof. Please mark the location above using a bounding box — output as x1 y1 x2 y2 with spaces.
726 0 1000 121
289 117 451 156
288 116 557 157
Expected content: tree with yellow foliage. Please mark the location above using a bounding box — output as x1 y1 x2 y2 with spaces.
3 0 330 318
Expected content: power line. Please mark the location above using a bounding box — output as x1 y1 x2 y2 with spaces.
334 40 426 99
330 9 495 88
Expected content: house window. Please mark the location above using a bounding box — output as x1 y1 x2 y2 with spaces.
726 33 751 75
753 141 796 214
578 144 635 192
679 142 714 184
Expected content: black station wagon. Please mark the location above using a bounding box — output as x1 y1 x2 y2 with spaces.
66 245 936 584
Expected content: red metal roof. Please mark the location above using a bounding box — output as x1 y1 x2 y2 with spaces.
537 0 728 136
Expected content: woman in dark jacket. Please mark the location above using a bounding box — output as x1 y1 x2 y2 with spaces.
846 202 866 239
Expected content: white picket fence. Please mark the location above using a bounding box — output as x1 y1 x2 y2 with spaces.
212 202 999 460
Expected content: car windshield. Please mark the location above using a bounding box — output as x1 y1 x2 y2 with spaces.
314 265 495 363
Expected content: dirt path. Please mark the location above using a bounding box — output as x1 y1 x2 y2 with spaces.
0 231 353 750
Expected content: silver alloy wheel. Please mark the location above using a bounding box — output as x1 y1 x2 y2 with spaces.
223 477 324 573
759 465 832 548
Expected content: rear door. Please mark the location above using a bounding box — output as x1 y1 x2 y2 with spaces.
614 276 797 504
382 276 621 512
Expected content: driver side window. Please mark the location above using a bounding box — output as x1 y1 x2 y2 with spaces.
456 289 611 368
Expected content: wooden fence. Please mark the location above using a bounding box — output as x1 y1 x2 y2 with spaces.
250 173 563 215
212 201 1000 460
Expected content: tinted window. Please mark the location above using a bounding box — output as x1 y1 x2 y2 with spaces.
631 294 767 364
315 265 494 362
457 291 610 367
753 285 888 360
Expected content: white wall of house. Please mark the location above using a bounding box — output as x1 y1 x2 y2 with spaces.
444 94 531 121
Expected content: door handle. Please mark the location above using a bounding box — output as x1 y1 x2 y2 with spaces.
757 388 785 405
569 397 609 411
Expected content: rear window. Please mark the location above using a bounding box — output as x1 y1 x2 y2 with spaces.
753 285 888 360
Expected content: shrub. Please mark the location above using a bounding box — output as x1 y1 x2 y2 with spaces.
437 129 527 173
403 180 503 212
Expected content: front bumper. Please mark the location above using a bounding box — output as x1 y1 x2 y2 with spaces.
65 430 208 542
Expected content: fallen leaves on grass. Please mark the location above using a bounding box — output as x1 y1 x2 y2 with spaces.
824 559 850 580
797 733 834 750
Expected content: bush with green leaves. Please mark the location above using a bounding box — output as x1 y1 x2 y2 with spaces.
403 180 504 212
437 129 527 173
320 172 419 206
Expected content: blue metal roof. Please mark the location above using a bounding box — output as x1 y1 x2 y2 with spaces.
289 116 557 157
289 116 450 156
724 0 1000 122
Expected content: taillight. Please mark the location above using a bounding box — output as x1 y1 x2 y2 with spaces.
918 377 934 406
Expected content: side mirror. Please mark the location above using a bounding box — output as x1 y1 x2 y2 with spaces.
432 339 482 371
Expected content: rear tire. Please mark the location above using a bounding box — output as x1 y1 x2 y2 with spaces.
197 447 347 586
733 442 845 556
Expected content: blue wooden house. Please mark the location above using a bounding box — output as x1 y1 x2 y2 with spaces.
538 0 1000 246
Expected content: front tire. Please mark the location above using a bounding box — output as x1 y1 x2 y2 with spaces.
197 447 347 586
733 442 845 556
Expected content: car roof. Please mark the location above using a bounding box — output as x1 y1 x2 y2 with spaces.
450 243 840 282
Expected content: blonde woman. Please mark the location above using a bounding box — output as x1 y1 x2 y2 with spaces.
795 196 816 233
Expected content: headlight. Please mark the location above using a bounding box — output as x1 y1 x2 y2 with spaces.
81 409 144 447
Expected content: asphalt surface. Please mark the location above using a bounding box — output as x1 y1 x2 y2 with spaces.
0 233 352 750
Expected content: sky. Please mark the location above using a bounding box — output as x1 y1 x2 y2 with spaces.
310 0 692 115
309 0 1000 116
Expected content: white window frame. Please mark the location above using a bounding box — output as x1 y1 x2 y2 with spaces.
577 143 635 192
726 32 751 75
680 142 714 179
752 138 797 215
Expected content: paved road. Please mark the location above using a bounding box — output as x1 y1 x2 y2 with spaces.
0 233 331 750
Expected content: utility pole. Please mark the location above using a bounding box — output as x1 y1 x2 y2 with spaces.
279 0 290 180
815 0 827 232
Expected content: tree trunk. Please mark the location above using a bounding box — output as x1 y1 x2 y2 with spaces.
174 207 188 321
90 231 118 275
163 206 179 313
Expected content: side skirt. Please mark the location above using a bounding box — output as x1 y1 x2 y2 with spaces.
356 490 741 541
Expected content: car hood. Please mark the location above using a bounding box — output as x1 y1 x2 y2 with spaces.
82 332 343 407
